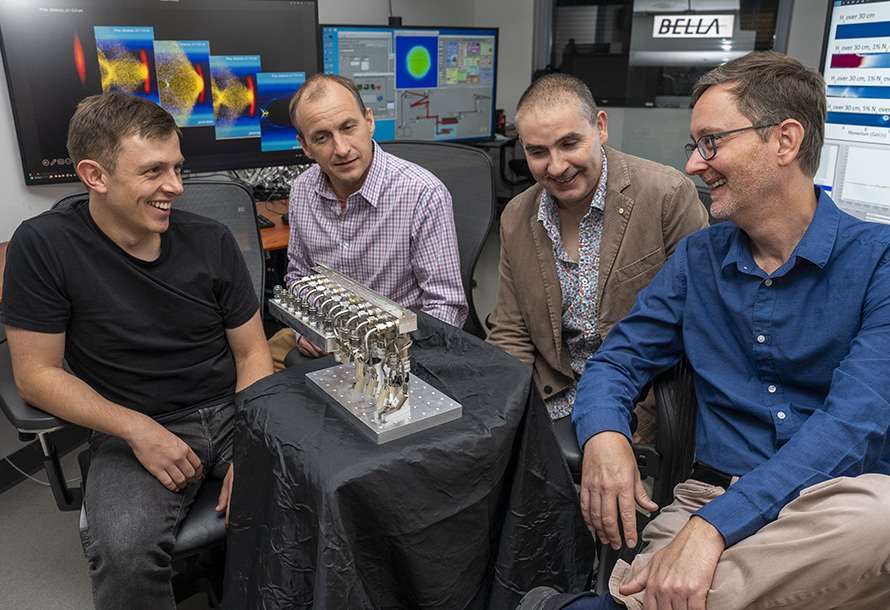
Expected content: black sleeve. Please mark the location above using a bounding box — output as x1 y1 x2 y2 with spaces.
1 222 71 334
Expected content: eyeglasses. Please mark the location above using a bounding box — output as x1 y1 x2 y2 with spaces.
684 123 779 161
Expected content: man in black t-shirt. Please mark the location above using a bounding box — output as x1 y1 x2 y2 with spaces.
1 92 273 609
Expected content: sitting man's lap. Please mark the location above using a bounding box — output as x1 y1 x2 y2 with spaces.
83 401 233 610
611 474 890 610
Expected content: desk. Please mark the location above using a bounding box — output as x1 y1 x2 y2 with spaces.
255 200 289 251
223 312 595 609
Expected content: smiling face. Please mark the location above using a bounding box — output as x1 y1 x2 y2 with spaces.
84 131 184 258
295 81 376 201
685 83 776 221
518 98 608 212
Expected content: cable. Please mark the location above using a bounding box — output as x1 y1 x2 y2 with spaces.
4 455 81 487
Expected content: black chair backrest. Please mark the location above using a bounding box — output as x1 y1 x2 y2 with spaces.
53 181 264 310
377 140 495 339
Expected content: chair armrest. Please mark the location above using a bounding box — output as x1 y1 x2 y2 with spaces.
0 377 82 511
552 415 583 483
650 357 697 510
0 377 69 435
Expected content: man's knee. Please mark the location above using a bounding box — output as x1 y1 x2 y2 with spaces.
85 503 176 567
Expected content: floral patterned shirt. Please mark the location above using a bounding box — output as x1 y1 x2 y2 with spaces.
536 150 608 419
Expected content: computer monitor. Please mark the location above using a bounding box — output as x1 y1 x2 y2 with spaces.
321 24 498 142
818 0 890 224
0 0 320 186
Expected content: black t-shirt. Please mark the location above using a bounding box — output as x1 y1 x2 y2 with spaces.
1 199 258 421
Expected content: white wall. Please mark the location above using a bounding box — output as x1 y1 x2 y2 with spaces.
319 0 475 27
785 0 828 70
475 0 536 121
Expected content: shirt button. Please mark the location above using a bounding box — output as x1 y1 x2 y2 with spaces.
757 335 766 343
777 411 786 419
764 279 773 287
343 242 349 249
768 385 777 393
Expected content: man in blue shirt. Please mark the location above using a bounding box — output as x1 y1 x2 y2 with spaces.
520 52 890 610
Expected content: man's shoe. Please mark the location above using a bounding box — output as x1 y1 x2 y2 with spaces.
516 586 600 610
516 587 562 610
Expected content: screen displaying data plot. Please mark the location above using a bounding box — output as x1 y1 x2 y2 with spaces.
94 26 160 103
210 54 261 140
843 145 890 208
154 40 214 127
257 72 305 151
396 36 438 89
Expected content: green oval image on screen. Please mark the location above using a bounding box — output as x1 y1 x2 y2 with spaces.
406 45 432 79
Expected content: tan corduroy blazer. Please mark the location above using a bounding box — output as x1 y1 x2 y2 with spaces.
488 146 709 403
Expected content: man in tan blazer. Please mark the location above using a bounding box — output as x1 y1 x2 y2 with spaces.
488 73 708 433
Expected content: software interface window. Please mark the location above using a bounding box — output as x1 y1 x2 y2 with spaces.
322 26 497 142
819 0 890 224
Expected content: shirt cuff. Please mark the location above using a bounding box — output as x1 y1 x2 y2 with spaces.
694 487 765 547
573 404 633 449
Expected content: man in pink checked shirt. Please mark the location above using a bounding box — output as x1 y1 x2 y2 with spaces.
268 73 468 368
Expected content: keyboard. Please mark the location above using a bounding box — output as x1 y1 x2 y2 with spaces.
256 213 275 229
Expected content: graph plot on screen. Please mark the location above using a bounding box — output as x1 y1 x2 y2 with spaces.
821 0 890 223
842 145 890 208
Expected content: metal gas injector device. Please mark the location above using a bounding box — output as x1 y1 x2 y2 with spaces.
268 264 460 442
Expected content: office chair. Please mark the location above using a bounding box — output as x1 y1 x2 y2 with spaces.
551 357 697 594
377 140 496 339
696 184 726 226
0 180 265 606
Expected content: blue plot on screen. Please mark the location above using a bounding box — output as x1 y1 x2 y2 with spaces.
209 55 261 140
257 72 305 151
396 36 438 89
94 26 160 104
154 40 214 127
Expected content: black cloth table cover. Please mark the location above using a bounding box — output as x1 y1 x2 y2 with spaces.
222 311 595 609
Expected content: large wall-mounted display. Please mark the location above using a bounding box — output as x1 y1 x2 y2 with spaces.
0 0 320 186
818 0 890 224
321 25 498 142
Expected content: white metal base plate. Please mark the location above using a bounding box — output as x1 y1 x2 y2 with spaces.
306 363 462 444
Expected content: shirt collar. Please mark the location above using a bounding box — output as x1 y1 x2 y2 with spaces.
722 186 839 275
315 140 384 208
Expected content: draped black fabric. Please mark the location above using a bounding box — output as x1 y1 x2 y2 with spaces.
223 311 595 609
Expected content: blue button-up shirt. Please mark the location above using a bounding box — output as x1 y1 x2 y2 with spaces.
574 187 890 547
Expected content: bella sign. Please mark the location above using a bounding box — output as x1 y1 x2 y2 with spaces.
652 14 735 38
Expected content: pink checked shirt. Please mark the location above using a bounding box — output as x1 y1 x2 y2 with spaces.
284 141 468 327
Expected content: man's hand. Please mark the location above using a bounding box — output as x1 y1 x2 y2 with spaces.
216 463 234 526
580 431 658 549
297 335 329 358
127 417 203 492
619 516 725 610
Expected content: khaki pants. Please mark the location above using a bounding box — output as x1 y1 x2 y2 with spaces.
611 474 890 610
268 327 297 372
